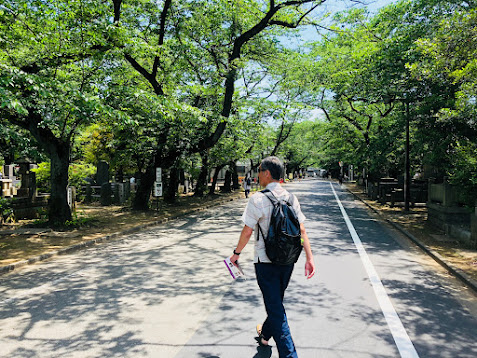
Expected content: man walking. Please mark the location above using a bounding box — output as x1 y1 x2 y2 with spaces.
230 156 315 358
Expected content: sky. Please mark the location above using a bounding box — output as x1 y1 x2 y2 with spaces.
320 0 397 13
291 0 398 46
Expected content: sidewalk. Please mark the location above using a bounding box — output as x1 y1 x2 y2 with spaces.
343 182 477 293
0 191 244 275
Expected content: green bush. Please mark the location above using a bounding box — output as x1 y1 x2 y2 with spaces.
69 163 96 189
32 162 51 192
0 197 14 224
32 162 96 194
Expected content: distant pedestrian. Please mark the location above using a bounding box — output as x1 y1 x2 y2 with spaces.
230 156 315 358
244 174 252 198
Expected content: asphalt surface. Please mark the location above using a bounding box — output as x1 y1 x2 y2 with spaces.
0 180 476 358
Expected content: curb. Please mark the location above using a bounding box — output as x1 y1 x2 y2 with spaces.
0 194 242 276
343 185 477 294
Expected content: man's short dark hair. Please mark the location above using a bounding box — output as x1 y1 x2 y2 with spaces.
261 156 284 181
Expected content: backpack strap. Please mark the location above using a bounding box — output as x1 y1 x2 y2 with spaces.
260 189 278 206
257 189 275 241
262 188 295 207
257 221 264 241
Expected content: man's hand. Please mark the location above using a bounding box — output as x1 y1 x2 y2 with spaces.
305 260 315 279
230 254 240 268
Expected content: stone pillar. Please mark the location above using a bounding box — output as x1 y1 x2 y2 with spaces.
113 183 125 204
96 161 109 186
427 178 434 204
28 170 37 200
85 183 92 203
124 181 130 200
471 203 477 249
442 178 451 207
67 186 76 211
17 162 30 197
100 182 112 206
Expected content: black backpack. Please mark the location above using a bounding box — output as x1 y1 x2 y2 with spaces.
257 189 303 265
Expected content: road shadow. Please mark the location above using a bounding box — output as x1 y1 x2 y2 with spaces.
0 201 248 357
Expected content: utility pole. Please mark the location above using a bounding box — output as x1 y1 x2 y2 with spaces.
404 100 411 211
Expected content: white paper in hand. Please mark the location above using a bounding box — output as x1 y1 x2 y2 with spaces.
224 257 244 280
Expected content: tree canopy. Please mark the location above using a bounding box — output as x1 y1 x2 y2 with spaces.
1 0 477 223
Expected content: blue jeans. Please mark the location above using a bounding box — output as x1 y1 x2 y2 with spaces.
255 263 297 358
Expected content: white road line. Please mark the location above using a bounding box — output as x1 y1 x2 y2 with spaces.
330 182 420 358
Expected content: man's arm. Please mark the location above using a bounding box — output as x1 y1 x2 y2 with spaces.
301 223 315 279
230 225 253 267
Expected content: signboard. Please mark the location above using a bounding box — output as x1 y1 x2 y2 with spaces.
67 186 75 210
156 167 162 183
153 182 163 197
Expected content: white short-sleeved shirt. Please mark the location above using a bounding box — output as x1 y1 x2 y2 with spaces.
241 182 306 263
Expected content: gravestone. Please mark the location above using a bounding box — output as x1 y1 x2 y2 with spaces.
2 165 15 179
100 182 112 206
96 161 109 186
113 183 125 204
471 204 477 249
16 161 36 198
124 181 131 199
84 184 92 203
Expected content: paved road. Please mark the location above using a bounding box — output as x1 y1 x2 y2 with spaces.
0 180 476 358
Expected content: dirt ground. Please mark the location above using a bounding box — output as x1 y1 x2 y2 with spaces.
1 182 476 285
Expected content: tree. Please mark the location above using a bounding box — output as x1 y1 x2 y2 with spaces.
409 5 477 203
0 0 113 224
298 0 468 190
109 0 324 208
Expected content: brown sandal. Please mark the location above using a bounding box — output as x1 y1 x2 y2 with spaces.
255 324 269 346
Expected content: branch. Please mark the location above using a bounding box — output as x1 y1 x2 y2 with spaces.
152 0 172 78
230 0 318 62
1 109 60 154
342 113 364 132
20 44 111 74
347 97 373 122
112 0 122 23
270 2 323 28
318 90 332 122
124 54 164 96
377 102 395 118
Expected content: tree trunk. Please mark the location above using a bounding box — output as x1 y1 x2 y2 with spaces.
222 170 232 193
209 165 225 195
49 143 72 225
132 166 155 210
230 161 240 190
194 151 209 197
164 167 178 203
